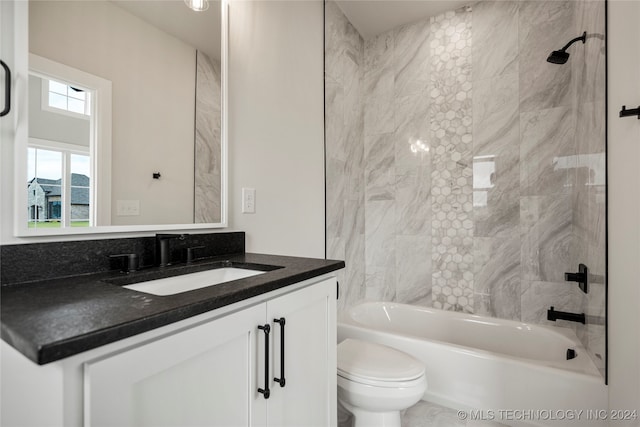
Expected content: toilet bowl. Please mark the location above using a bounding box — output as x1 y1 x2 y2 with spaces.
337 338 427 427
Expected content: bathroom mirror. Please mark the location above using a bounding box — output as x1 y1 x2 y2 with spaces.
16 0 227 236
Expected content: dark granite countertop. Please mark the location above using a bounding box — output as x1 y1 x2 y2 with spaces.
1 253 344 365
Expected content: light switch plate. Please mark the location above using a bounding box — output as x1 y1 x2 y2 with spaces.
242 188 255 214
116 200 140 216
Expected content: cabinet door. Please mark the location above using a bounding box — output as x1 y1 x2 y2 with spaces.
85 304 266 427
266 278 337 427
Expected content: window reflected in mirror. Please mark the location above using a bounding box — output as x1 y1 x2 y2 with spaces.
27 71 95 229
27 146 92 228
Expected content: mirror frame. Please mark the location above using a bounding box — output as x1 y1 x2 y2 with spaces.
14 0 228 237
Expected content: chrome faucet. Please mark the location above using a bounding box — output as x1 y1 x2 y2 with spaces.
155 234 187 267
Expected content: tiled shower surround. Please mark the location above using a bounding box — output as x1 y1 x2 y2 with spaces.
325 0 606 376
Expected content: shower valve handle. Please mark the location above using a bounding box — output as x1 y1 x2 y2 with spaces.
564 263 588 294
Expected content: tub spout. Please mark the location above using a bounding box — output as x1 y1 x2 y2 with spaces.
547 306 585 324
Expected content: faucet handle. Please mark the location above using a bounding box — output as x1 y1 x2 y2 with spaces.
109 253 139 273
186 246 206 264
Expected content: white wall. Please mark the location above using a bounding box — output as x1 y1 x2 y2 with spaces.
29 1 195 226
228 1 325 258
608 0 640 420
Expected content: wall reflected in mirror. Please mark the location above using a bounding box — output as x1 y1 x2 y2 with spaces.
26 0 223 230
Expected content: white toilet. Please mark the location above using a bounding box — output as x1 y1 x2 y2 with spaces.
337 338 427 427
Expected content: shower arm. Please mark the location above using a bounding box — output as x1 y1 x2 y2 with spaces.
559 32 587 52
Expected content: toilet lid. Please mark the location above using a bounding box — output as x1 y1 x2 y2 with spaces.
337 339 425 383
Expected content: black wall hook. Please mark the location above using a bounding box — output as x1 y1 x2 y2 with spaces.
619 105 640 119
152 172 161 179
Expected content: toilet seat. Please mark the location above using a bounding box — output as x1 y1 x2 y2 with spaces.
337 339 425 388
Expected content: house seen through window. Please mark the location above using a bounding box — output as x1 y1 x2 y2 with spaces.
27 147 92 228
26 73 94 229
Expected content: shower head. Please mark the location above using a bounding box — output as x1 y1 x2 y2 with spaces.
546 31 587 64
547 50 570 64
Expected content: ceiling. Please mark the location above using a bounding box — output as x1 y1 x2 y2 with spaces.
110 0 471 59
111 0 221 61
335 0 471 39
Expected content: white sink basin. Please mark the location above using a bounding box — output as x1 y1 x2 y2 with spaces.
122 268 266 296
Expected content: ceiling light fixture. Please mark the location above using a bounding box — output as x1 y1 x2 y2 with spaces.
184 0 209 12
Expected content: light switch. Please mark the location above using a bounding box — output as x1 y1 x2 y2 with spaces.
242 188 255 214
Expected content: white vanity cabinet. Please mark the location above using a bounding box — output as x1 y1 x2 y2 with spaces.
1 276 337 427
85 303 265 427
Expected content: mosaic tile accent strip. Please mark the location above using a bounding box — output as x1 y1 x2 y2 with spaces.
430 8 474 312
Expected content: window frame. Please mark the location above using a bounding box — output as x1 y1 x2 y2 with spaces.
17 53 113 236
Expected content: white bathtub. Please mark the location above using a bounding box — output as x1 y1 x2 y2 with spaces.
338 302 608 427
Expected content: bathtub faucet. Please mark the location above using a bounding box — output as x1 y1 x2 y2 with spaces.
547 306 585 324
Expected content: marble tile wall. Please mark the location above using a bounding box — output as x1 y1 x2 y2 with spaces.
324 0 366 313
194 51 222 223
362 11 433 306
325 0 606 375
470 1 521 321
